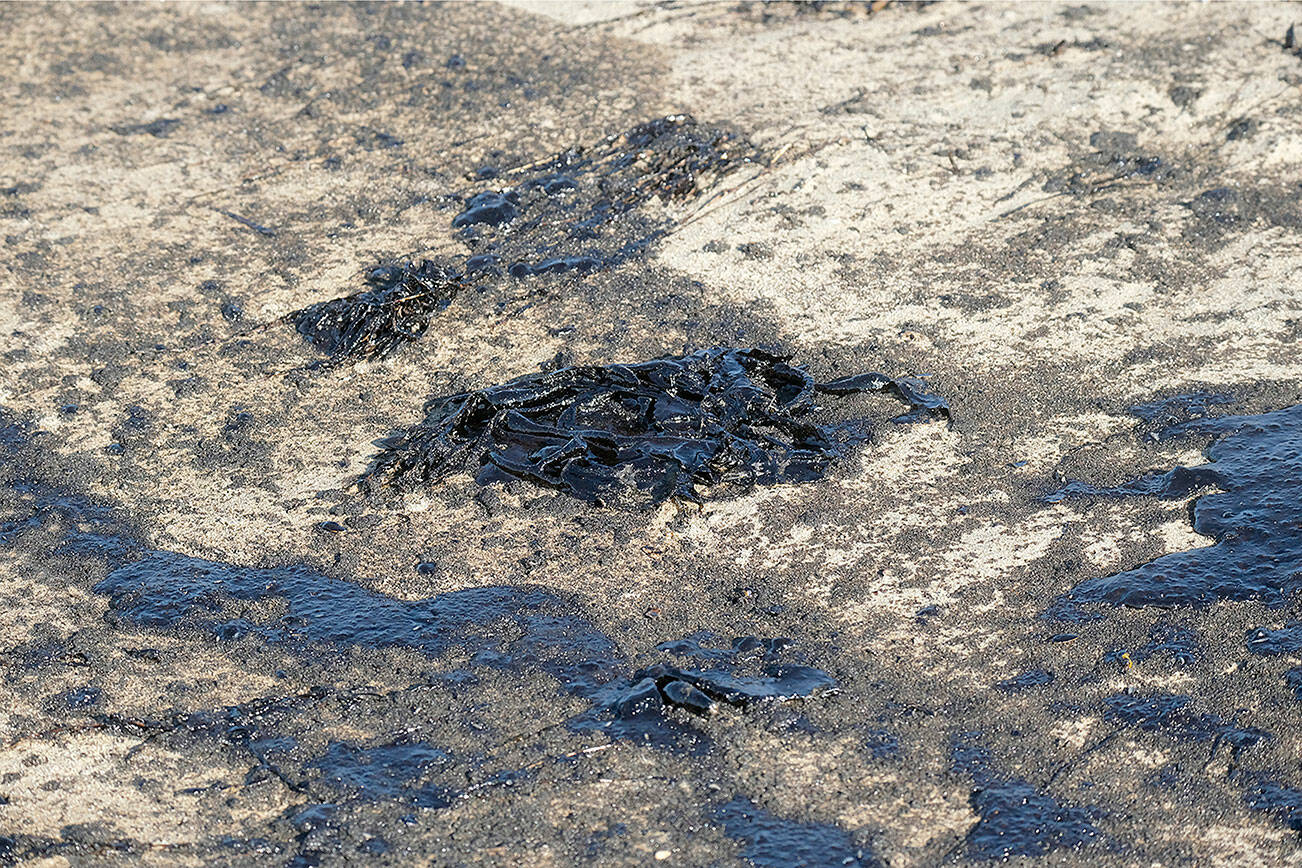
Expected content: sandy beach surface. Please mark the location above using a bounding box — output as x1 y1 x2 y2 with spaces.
2 2 1302 864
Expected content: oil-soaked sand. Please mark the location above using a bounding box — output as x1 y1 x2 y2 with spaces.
3 2 1302 865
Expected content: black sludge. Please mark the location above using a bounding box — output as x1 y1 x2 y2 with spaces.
291 260 461 362
1047 404 1302 617
1246 622 1302 700
1101 693 1269 753
1240 774 1302 835
96 550 622 697
712 797 878 868
568 633 835 749
290 117 761 364
366 347 948 506
951 734 1103 860
621 662 837 713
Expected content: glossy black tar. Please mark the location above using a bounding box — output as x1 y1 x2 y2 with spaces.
570 633 836 749
1246 622 1302 701
1043 130 1176 198
1048 403 1302 617
368 347 949 507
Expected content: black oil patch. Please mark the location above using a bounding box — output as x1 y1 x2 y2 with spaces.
1246 623 1302 701
1047 404 1302 618
309 741 454 808
291 261 461 362
1286 668 1302 702
367 347 949 507
862 729 900 759
1180 187 1302 246
0 479 135 562
994 668 1054 692
1130 391 1233 438
1247 622 1302 656
97 550 623 698
711 797 877 868
607 662 836 713
950 734 1103 860
1101 624 1200 669
1241 774 1302 835
1101 693 1269 754
1042 130 1177 197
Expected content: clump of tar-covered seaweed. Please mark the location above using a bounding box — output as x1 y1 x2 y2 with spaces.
366 347 948 507
291 261 461 362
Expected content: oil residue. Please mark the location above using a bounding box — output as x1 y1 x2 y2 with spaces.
950 734 1102 860
570 633 836 747
309 741 454 808
97 551 623 697
1101 693 1269 754
368 347 948 507
452 114 759 281
994 669 1054 692
1043 131 1176 197
1101 624 1199 669
712 797 876 868
1240 774 1302 835
1247 622 1302 656
1048 403 1302 618
1246 622 1302 701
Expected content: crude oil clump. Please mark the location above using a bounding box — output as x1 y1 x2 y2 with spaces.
367 347 949 506
612 662 836 718
568 634 836 748
291 261 461 361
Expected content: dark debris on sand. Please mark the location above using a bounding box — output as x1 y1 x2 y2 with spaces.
452 114 762 279
951 734 1103 860
291 261 462 362
365 347 949 507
